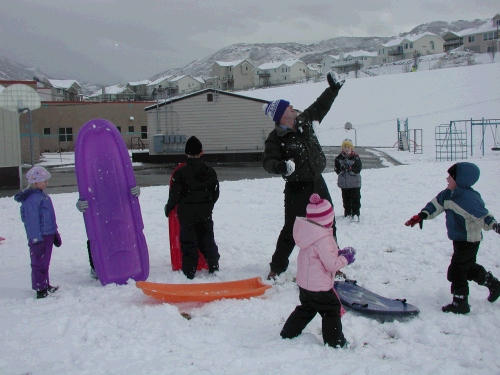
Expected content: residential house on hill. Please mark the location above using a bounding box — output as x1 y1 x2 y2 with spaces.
320 55 339 74
254 59 309 87
331 51 378 74
37 78 82 101
147 75 176 99
127 80 150 101
442 13 500 53
377 32 444 64
210 59 255 91
168 75 204 96
88 85 135 101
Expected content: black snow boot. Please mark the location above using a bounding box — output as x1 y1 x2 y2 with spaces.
483 272 500 303
442 295 470 314
36 289 48 299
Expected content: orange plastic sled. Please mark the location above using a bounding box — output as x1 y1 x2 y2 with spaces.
136 277 272 303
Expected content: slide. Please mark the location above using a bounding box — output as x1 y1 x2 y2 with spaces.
136 277 271 303
75 118 149 285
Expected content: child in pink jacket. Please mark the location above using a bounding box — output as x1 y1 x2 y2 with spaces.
280 193 355 348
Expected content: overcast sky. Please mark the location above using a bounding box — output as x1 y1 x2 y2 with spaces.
1 0 498 84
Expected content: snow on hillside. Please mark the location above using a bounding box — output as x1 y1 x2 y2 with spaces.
240 59 500 153
1 61 500 375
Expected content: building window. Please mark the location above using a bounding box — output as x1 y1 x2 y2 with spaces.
496 19 500 26
207 93 213 102
483 32 495 41
430 41 435 50
141 126 148 140
468 36 475 43
128 126 134 133
404 43 408 49
410 43 413 49
59 127 73 142
43 128 50 135
116 126 121 133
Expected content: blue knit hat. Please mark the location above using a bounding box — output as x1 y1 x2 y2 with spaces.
263 99 290 123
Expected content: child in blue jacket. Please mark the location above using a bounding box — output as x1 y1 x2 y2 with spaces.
14 166 62 299
405 162 500 314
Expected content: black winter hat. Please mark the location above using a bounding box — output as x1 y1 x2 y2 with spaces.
185 136 203 155
448 163 457 180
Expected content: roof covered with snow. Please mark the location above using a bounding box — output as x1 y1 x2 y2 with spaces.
128 80 150 86
258 59 304 70
215 59 245 67
382 32 441 47
47 79 81 89
147 75 175 86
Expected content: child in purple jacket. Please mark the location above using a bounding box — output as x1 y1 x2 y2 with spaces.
14 166 62 299
280 194 355 348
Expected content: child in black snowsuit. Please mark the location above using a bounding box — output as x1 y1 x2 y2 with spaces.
334 139 362 222
164 136 220 279
405 162 500 314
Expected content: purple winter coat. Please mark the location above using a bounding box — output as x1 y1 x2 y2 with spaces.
14 188 58 242
293 217 347 292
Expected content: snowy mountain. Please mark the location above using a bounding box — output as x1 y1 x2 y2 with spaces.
151 18 488 79
0 18 490 87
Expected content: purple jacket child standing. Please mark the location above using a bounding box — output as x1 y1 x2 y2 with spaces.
14 166 62 299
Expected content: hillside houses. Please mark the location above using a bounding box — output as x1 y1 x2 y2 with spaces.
329 51 378 74
377 32 445 64
37 78 82 101
443 13 500 53
210 59 255 91
254 59 315 87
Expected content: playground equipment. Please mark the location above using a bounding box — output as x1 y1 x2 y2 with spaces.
435 118 499 161
344 122 357 146
470 118 500 156
396 118 422 154
435 121 468 161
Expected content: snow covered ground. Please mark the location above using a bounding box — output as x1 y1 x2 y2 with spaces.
1 60 500 375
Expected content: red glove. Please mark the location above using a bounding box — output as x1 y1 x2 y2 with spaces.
405 212 427 229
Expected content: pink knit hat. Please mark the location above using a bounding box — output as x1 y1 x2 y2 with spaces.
306 193 334 228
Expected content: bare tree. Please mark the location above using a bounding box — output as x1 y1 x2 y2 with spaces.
488 41 497 62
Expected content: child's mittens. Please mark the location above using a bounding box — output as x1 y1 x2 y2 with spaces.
53 231 62 247
405 212 427 229
338 246 356 265
76 199 89 213
130 186 141 197
493 223 500 234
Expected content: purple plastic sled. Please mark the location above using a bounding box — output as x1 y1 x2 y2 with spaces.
75 118 149 285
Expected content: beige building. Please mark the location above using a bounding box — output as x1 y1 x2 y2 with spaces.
37 78 82 102
168 75 205 96
443 13 500 54
211 60 255 91
331 51 378 74
18 101 155 163
254 59 309 87
143 89 273 162
88 85 136 101
378 32 444 64
0 104 22 189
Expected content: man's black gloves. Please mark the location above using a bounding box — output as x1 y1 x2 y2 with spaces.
327 72 345 91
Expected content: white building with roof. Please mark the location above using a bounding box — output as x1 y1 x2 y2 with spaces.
330 51 378 74
168 75 204 96
37 78 82 101
88 85 135 101
254 59 308 87
127 80 150 100
146 75 176 98
319 55 340 74
210 59 255 91
377 32 444 64
442 13 500 54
